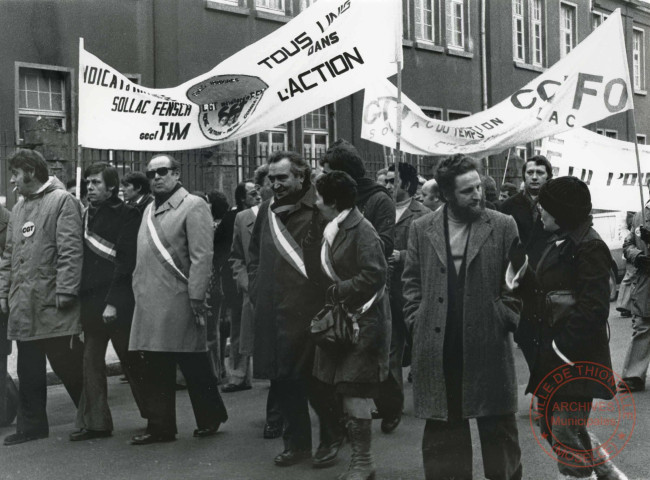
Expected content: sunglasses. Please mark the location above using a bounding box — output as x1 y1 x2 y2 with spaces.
145 167 177 179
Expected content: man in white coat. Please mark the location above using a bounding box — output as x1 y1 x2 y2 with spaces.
128 154 228 445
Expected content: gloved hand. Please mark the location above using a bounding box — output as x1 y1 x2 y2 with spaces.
640 225 650 244
508 238 527 272
634 254 650 272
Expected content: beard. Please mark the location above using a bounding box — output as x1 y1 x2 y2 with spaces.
448 196 485 223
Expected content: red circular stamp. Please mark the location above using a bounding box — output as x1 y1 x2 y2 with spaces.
529 361 636 469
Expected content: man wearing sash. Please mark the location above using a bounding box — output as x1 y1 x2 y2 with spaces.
0 149 84 446
70 163 144 441
129 154 228 445
403 155 523 480
249 151 340 467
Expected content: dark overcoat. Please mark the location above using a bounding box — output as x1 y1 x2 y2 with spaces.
304 208 391 387
80 197 140 332
500 191 551 267
248 187 325 380
402 207 521 420
623 207 650 317
514 218 614 399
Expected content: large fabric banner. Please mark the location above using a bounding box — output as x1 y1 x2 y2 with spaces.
79 0 400 151
541 128 650 212
361 9 632 157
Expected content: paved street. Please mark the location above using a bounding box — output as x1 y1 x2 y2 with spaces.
0 301 648 480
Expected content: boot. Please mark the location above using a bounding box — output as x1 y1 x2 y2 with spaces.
589 434 629 480
337 418 375 480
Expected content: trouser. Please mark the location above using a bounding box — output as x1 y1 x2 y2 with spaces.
616 266 634 312
621 315 650 382
374 297 406 418
266 380 283 426
16 336 84 435
540 398 610 478
227 295 251 386
140 351 228 436
272 377 342 452
75 322 146 431
422 415 522 480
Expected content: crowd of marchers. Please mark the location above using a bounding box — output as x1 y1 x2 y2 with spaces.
0 142 643 480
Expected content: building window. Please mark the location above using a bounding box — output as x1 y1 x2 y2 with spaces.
256 0 284 13
303 107 329 161
415 0 438 43
592 11 607 30
447 110 470 121
560 3 576 58
422 107 443 119
513 0 525 61
446 0 465 50
633 28 645 92
17 65 70 143
299 0 316 11
257 126 287 157
403 0 411 39
530 0 544 66
515 145 527 161
597 129 618 139
637 134 646 145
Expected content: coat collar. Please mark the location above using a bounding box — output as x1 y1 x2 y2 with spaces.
154 186 189 215
424 206 448 267
331 207 363 253
397 198 427 226
465 210 493 267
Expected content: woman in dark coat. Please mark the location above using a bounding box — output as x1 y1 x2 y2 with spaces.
513 177 626 480
305 171 390 480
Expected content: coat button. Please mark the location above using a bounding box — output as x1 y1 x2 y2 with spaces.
434 327 441 333
438 297 444 303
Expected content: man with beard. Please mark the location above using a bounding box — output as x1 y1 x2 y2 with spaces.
500 155 553 267
402 155 523 480
248 151 338 467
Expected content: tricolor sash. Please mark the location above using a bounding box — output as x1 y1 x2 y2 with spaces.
320 233 384 319
144 205 189 284
83 211 117 262
268 201 308 279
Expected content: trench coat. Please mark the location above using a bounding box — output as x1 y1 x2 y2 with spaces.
515 218 614 399
228 206 257 355
0 182 83 341
0 206 11 355
80 197 140 331
248 186 325 380
129 187 214 352
623 206 650 317
304 208 391 388
402 207 521 420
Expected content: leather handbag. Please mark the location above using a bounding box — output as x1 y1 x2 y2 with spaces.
545 290 576 327
310 285 359 351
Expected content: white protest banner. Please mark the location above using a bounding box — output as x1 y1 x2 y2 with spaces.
79 0 400 151
541 128 650 212
361 9 632 156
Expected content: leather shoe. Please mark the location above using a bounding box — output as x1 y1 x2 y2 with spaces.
381 414 401 434
69 429 112 441
274 449 311 466
312 437 344 468
617 378 645 393
130 433 176 445
263 422 282 439
4 431 48 446
370 409 382 420
193 424 221 437
221 383 252 393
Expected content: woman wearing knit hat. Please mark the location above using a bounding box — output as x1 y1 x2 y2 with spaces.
512 177 627 480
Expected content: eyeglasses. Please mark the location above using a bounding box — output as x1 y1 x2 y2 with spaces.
145 167 176 179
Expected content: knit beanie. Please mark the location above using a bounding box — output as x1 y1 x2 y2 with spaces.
538 176 592 230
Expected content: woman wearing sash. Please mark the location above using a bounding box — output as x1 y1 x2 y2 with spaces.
304 171 390 480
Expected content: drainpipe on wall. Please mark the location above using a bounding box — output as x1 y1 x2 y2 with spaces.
480 0 489 174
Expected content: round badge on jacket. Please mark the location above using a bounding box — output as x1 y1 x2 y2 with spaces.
21 221 35 238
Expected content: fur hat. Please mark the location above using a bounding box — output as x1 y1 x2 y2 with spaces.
538 176 592 230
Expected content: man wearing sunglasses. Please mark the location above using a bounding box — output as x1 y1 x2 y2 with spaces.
128 154 228 445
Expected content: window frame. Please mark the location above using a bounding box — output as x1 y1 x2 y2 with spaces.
15 62 74 145
422 107 444 120
302 106 329 162
633 27 646 93
530 0 545 67
513 0 526 62
255 0 286 14
637 134 646 145
446 109 471 121
415 0 439 44
446 0 466 50
559 2 577 58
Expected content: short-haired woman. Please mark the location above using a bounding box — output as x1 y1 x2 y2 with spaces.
304 171 390 480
